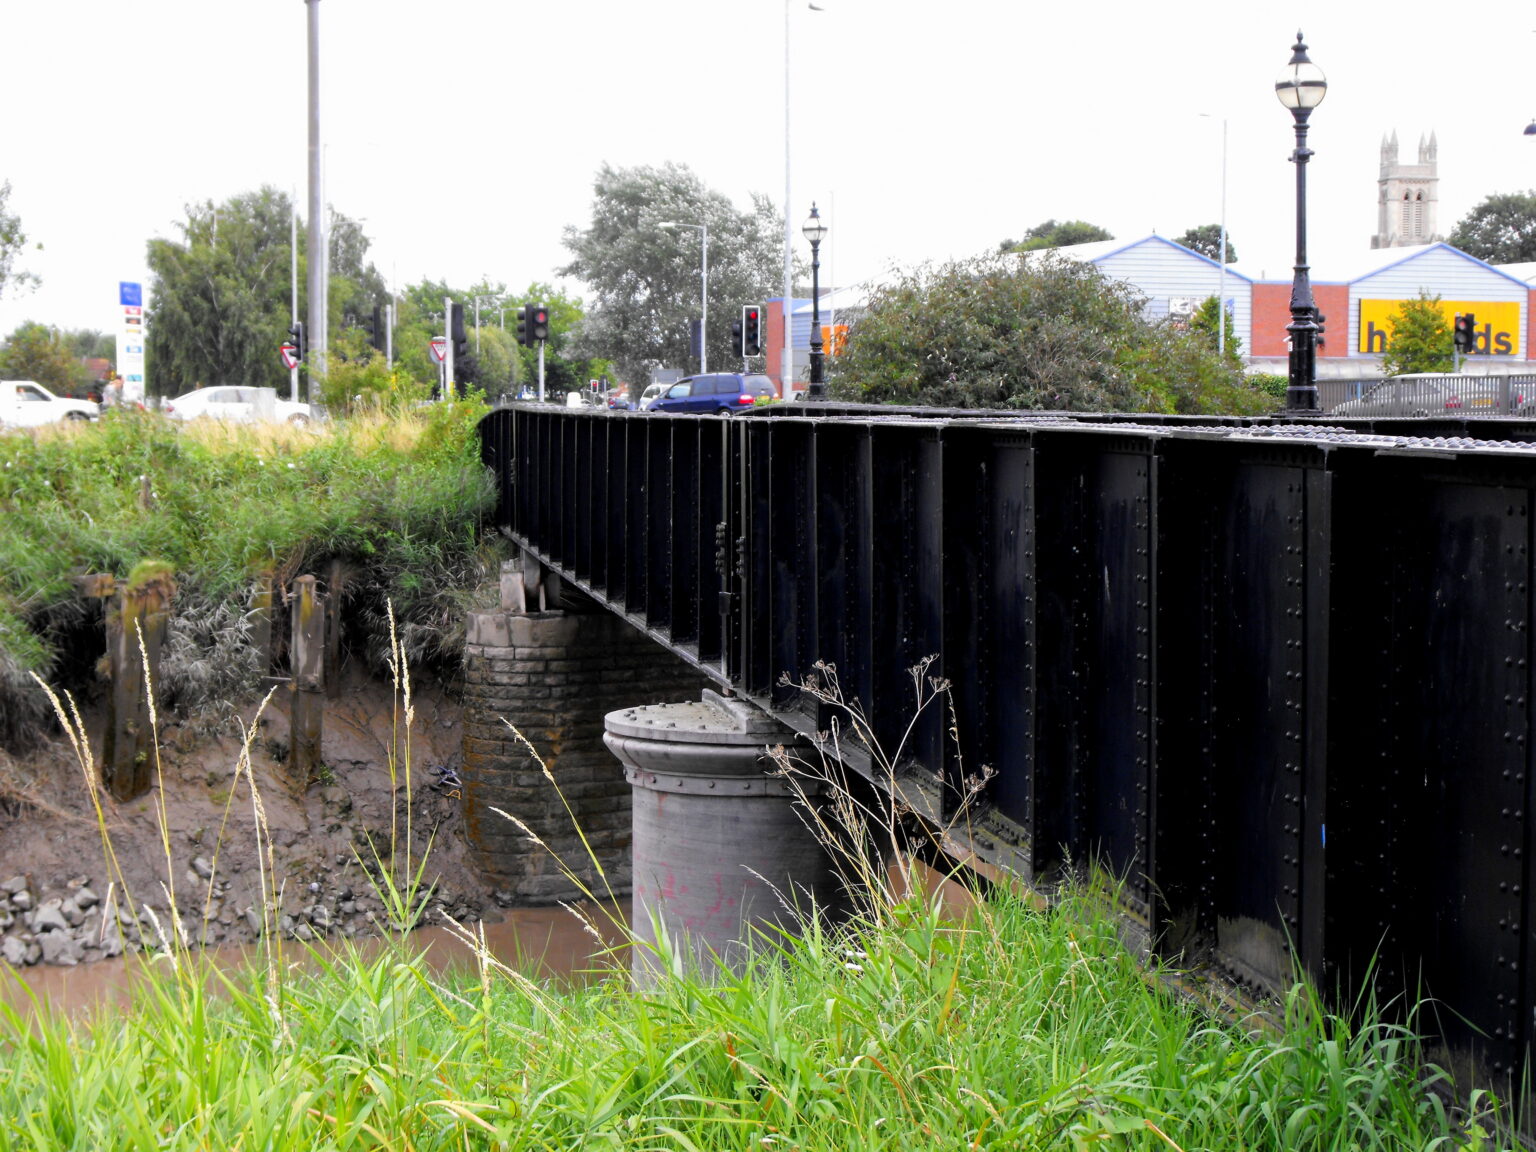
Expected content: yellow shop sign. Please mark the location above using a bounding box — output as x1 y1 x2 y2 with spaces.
1358 299 1522 356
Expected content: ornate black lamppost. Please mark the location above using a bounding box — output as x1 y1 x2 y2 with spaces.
803 203 828 399
1276 32 1327 413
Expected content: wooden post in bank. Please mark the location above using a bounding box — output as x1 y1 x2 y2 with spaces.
101 573 172 802
287 575 325 784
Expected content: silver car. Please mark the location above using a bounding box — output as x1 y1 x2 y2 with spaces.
1333 375 1468 418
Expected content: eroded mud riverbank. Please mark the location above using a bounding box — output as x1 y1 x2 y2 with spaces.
0 667 522 979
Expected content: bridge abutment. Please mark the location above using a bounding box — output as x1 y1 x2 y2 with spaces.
461 606 711 903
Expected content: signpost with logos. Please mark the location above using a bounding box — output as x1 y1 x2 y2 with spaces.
115 281 147 404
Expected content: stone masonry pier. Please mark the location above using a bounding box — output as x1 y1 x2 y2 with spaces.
461 605 711 904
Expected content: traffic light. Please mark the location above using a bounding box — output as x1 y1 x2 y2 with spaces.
530 303 549 342
1454 312 1475 353
515 305 530 346
451 303 467 360
287 321 305 361
731 317 744 355
369 304 386 352
742 304 762 356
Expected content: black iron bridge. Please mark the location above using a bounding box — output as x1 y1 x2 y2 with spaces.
481 402 1536 1080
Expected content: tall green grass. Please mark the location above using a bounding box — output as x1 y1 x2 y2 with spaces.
0 867 1508 1149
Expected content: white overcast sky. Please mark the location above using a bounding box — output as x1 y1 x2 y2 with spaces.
1 0 1534 336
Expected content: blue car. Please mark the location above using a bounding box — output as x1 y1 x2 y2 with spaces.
649 373 775 414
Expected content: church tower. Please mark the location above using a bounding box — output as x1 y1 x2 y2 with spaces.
1372 130 1439 248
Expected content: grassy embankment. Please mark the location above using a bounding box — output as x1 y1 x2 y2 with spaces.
0 402 500 751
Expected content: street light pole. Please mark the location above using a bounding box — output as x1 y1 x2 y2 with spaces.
1276 31 1327 413
802 204 828 399
660 221 708 374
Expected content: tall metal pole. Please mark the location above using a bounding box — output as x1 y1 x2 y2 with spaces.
1285 108 1319 410
290 196 299 403
700 223 709 375
781 0 793 401
808 232 824 396
1218 117 1228 357
305 0 326 397
443 295 454 400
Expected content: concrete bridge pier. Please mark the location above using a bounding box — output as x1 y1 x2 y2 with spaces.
604 692 847 982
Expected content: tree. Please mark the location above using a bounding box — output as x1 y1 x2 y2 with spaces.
1449 192 1536 264
1380 292 1454 377
1004 220 1114 253
831 252 1271 416
0 180 39 302
1188 295 1242 368
146 187 385 398
561 162 787 386
146 187 300 397
1175 225 1238 263
0 322 85 394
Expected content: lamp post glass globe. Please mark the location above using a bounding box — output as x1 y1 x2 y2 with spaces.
802 204 827 244
804 202 828 398
1275 32 1327 111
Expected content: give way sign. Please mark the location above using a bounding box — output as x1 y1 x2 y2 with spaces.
429 336 448 363
280 342 299 370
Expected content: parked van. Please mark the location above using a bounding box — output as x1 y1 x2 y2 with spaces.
0 380 99 428
649 373 775 415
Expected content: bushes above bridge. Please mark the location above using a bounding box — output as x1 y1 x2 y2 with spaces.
831 252 1274 415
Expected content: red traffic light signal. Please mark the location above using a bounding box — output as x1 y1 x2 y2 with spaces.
742 304 762 356
1454 312 1476 354
530 305 549 342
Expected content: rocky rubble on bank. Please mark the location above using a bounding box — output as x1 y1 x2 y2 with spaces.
0 787 490 969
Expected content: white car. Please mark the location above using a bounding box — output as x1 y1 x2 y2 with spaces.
0 380 99 428
165 385 310 424
637 383 668 410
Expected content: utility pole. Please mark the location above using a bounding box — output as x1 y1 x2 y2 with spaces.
305 0 327 396
444 295 454 400
289 196 299 403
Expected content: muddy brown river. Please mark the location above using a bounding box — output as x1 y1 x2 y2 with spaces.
0 901 631 1021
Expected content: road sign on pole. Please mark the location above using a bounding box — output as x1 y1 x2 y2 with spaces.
429 336 448 363
280 343 299 371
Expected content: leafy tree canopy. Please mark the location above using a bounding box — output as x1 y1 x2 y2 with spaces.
831 252 1271 416
1001 220 1114 254
0 180 39 302
0 322 83 394
1448 191 1536 264
1380 291 1454 377
1188 295 1243 368
146 186 386 398
1175 224 1238 263
561 162 788 386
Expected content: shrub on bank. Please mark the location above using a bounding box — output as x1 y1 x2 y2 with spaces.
0 401 502 747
